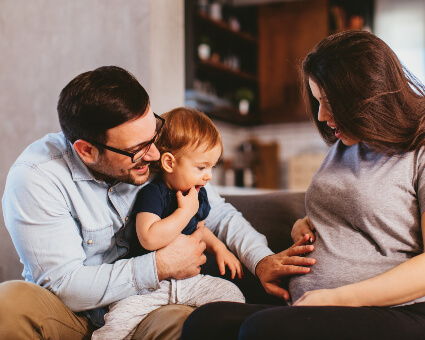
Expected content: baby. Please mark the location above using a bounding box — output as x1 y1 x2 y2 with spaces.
92 107 245 340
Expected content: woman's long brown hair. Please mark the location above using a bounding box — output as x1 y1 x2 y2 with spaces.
302 30 425 154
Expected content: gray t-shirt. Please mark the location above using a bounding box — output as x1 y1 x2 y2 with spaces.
289 141 425 306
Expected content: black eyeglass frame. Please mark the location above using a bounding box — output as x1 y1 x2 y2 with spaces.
91 113 165 163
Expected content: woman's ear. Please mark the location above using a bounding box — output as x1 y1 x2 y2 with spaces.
73 139 99 164
161 152 176 173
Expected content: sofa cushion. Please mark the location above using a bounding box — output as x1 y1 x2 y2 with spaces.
223 191 306 253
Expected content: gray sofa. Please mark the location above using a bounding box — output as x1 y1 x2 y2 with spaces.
223 191 306 253
219 191 307 304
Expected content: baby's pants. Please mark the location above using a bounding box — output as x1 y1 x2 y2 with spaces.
91 274 245 340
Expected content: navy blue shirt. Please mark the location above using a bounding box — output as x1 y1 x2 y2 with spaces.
132 176 211 238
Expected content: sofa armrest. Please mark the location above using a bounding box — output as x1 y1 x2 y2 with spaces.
223 191 306 253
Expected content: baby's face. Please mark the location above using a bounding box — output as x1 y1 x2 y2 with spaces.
170 143 222 193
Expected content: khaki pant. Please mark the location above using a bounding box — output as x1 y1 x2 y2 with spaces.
0 280 195 340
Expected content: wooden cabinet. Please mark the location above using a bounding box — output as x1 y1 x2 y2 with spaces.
257 0 329 124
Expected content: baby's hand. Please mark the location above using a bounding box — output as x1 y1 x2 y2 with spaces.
176 187 199 217
215 247 244 279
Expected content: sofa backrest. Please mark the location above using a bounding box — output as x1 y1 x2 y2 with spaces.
223 191 306 253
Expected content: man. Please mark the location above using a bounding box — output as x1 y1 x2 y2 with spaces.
1 66 314 339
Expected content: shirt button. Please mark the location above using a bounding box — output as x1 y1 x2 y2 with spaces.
88 239 93 244
109 188 113 192
125 216 129 222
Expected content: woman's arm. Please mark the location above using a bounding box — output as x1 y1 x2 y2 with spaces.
136 187 199 251
294 212 425 307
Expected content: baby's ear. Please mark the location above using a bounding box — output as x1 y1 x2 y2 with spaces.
161 152 175 173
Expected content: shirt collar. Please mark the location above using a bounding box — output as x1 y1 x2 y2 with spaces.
66 141 99 182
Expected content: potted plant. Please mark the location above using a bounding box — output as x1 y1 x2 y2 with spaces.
234 87 254 115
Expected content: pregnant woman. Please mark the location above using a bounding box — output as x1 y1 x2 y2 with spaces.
182 30 425 340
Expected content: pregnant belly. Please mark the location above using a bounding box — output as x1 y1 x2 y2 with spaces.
288 234 405 303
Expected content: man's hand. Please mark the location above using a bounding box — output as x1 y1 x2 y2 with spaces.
291 216 316 243
155 227 206 281
255 235 316 300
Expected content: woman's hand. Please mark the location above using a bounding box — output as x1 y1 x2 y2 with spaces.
291 216 316 243
293 288 347 306
255 235 316 300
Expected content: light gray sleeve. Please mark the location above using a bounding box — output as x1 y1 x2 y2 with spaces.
416 148 425 215
2 164 159 312
204 183 274 275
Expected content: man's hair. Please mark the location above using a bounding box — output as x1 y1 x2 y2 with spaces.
156 107 222 159
57 66 150 144
302 30 425 154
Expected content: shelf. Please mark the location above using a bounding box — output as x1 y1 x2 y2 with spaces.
198 59 258 82
196 11 257 44
185 90 258 126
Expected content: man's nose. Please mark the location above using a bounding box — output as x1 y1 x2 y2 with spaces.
143 143 160 161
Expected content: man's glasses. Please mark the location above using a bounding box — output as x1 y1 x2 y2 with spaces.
91 113 165 163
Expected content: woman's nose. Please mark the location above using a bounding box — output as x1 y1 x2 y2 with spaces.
317 104 331 122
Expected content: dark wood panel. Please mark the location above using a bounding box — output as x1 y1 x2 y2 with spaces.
258 0 329 124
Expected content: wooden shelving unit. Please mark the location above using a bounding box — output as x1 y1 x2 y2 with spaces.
185 1 259 125
185 0 373 126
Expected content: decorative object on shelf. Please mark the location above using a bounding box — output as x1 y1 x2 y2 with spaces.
228 16 240 31
196 0 209 14
234 87 254 115
210 52 220 63
209 1 222 21
197 35 212 60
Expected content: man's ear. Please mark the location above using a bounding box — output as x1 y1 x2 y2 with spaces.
73 139 99 164
161 152 176 173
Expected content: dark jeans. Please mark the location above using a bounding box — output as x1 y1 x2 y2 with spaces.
182 301 425 340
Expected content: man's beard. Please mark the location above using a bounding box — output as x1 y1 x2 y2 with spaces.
88 156 151 186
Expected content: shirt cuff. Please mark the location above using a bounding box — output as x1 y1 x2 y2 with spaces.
245 247 275 276
132 252 160 294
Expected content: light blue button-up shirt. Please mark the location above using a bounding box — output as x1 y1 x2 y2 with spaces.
2 132 273 315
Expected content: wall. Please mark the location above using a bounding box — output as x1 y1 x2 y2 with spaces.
214 119 328 189
374 0 425 84
0 0 184 281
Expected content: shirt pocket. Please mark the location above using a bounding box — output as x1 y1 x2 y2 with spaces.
81 224 114 257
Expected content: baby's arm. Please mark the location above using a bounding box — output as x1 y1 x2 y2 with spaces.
136 187 199 251
200 222 243 279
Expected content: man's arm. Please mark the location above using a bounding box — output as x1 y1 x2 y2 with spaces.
2 165 205 311
205 184 315 299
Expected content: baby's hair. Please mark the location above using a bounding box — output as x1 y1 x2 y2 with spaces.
156 107 223 160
